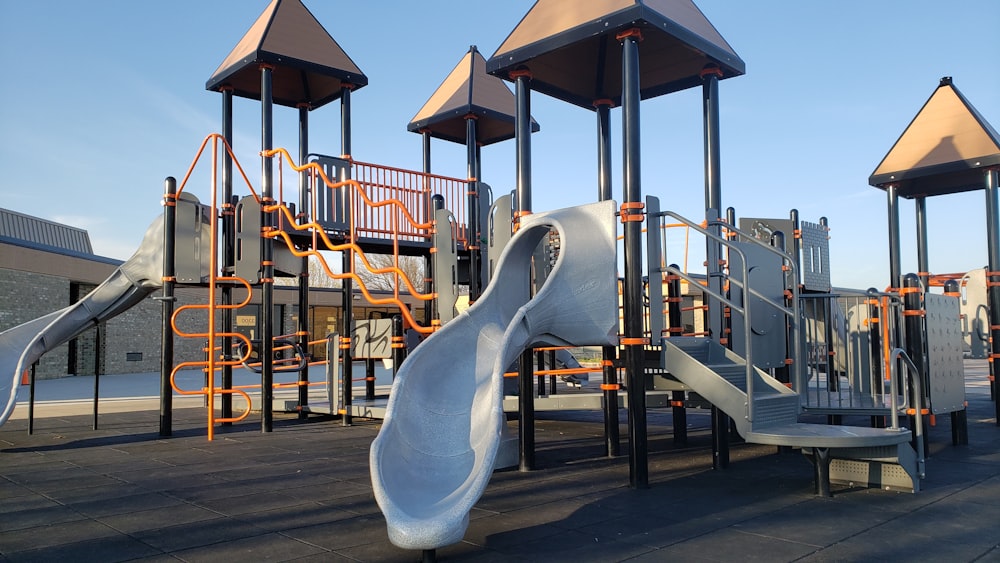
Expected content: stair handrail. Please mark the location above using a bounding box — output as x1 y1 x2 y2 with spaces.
889 347 927 478
647 200 800 424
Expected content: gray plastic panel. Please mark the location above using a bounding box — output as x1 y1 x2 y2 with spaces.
961 268 990 358
310 155 350 231
487 194 513 287
174 194 212 284
925 293 965 414
433 208 458 324
728 242 787 369
645 197 664 342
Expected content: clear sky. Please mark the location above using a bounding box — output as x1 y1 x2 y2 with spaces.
1 1 997 290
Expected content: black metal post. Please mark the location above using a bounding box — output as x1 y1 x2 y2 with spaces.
297 103 311 419
392 314 406 376
261 65 275 433
887 184 902 290
536 350 546 396
341 84 355 427
466 115 481 302
915 197 930 290
431 195 445 323
595 98 620 458
667 265 687 444
159 176 177 436
983 168 1000 423
513 68 535 472
703 65 728 470
92 323 101 430
620 30 647 488
902 273 927 452
27 363 36 435
221 86 235 425
422 130 434 327
943 278 969 445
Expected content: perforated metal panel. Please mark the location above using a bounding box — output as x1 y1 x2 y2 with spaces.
925 293 965 414
800 220 831 292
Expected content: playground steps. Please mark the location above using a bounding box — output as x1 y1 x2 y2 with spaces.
661 337 920 493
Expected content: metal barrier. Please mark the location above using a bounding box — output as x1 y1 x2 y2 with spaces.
646 198 800 423
351 160 468 245
797 289 912 416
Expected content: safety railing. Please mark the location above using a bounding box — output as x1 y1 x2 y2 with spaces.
647 197 800 424
263 148 443 334
352 160 468 245
890 347 927 478
167 133 459 439
797 289 911 416
171 133 260 440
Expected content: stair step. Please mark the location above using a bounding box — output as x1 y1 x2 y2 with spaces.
751 395 799 427
665 337 711 362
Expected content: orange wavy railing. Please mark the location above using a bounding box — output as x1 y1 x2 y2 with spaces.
165 134 464 437
262 147 443 334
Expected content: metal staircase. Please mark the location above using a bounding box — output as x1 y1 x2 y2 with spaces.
645 198 924 494
662 337 921 493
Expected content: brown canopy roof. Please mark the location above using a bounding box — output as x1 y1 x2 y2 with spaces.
486 0 744 109
870 77 1000 198
205 0 367 109
408 46 539 146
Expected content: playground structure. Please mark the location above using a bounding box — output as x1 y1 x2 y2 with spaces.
1 0 999 559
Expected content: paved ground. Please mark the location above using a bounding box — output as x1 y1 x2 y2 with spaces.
1 361 999 562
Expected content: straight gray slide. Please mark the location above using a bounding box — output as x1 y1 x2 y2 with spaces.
0 195 208 426
370 201 619 551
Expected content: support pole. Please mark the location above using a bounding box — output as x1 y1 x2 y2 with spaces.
667 266 687 445
297 103 311 419
887 184 902 290
422 129 434 327
92 323 101 430
341 84 355 427
27 363 36 435
221 86 235 425
702 64 729 470
392 314 406 376
903 273 928 454
260 65 275 433
512 68 535 472
620 29 647 489
466 115 481 302
159 176 177 437
983 168 1000 423
595 98 620 458
944 278 969 445
915 197 930 290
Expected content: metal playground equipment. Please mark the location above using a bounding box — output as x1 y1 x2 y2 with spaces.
1 1 999 561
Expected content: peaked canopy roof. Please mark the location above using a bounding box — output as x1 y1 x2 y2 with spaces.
206 0 367 109
408 46 539 146
486 0 745 109
870 77 1000 198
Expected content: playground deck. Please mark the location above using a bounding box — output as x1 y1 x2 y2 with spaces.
1 361 997 562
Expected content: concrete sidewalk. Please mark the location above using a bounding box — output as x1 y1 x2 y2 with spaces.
0 361 998 561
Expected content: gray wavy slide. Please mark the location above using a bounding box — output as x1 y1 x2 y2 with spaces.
370 200 619 551
0 195 208 426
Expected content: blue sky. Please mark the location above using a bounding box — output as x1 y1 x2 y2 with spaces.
1 1 997 290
